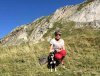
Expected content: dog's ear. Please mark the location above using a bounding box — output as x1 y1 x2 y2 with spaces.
49 52 54 56
49 52 53 55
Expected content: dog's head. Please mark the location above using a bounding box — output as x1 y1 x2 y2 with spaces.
48 52 54 61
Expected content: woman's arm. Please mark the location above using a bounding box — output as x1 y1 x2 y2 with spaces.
62 39 65 50
49 44 53 53
62 45 65 50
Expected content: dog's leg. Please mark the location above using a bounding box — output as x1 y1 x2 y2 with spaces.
54 65 57 72
50 66 53 72
49 65 52 72
54 61 57 72
54 68 57 72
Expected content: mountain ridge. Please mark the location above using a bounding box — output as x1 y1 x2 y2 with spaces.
1 0 100 46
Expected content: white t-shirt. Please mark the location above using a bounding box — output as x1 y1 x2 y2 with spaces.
50 38 64 51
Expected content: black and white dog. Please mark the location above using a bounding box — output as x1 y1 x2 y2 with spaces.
48 52 57 72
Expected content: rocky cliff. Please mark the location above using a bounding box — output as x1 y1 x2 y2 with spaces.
1 0 100 46
69 0 100 28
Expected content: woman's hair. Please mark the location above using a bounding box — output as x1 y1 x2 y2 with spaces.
54 30 61 36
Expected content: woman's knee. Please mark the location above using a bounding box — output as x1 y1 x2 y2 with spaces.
60 50 67 56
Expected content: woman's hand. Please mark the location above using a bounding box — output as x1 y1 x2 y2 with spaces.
57 50 61 52
56 48 62 52
57 47 65 52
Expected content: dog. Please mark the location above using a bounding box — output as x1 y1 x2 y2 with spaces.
48 52 57 72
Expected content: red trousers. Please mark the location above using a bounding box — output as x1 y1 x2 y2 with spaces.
54 50 67 60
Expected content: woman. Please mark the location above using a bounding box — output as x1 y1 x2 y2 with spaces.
49 30 67 65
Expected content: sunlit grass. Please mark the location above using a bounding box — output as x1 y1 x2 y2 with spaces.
0 20 100 76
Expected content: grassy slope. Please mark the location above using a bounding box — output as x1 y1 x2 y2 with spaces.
0 21 100 76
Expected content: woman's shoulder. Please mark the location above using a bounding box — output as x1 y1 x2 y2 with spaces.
50 38 55 44
50 38 55 42
60 38 64 41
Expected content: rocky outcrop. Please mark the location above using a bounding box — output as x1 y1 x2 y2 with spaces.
29 16 54 43
1 0 100 45
1 16 53 45
50 5 79 22
1 26 28 45
69 0 100 28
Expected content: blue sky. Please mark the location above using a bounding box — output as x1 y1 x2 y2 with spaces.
0 0 85 39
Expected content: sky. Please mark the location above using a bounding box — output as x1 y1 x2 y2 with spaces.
0 0 85 39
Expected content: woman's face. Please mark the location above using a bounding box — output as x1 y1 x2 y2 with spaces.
55 34 61 40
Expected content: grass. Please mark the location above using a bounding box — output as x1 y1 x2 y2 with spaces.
0 20 100 76
0 43 47 76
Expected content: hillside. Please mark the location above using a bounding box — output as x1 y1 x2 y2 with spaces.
0 0 100 76
0 21 100 76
